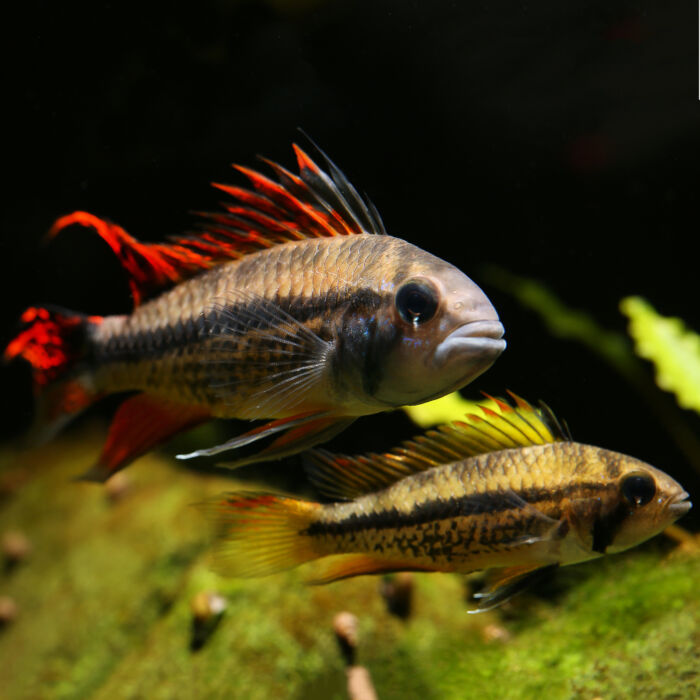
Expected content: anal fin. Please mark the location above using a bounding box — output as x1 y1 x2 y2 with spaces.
305 554 436 585
81 395 210 482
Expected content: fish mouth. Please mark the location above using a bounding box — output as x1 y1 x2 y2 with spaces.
433 320 506 368
668 491 692 518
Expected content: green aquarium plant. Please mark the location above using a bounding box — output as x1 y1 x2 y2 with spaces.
485 266 700 477
621 296 700 415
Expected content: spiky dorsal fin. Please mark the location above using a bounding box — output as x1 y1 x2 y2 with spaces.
305 392 571 501
49 142 385 306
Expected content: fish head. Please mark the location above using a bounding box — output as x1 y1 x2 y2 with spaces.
368 261 505 406
587 451 691 555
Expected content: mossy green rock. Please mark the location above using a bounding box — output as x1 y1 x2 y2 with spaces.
1 430 698 699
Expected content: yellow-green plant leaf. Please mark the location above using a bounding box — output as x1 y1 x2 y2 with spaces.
620 296 700 414
402 392 492 428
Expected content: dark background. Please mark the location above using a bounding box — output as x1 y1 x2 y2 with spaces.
3 1 699 514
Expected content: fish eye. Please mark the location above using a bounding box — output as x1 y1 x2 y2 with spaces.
621 473 656 507
395 280 439 325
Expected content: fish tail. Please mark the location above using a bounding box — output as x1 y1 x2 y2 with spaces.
4 306 102 441
203 491 324 578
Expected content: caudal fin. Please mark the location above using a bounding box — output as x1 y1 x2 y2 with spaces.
4 306 101 441
203 492 322 578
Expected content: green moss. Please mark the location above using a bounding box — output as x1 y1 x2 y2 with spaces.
1 432 698 699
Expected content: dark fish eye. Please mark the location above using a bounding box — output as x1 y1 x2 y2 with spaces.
621 473 656 507
395 280 439 325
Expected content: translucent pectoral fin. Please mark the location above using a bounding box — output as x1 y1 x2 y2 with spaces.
204 290 332 417
564 497 602 552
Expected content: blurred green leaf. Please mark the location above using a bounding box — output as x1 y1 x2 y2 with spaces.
484 266 637 379
402 392 493 428
484 266 700 475
621 296 700 414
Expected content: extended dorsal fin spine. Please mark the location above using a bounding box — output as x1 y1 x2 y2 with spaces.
50 142 382 307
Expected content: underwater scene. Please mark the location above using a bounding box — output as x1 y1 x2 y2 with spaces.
2 2 698 699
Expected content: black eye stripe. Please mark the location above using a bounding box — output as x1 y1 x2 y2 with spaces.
395 280 439 325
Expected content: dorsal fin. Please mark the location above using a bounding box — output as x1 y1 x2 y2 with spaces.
48 142 385 306
305 392 571 500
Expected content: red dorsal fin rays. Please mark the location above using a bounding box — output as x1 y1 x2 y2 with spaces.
305 393 570 500
176 412 355 470
49 142 384 307
80 395 211 482
48 212 212 308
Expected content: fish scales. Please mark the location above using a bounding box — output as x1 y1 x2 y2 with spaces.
91 235 394 412
207 394 690 610
304 443 619 571
7 143 506 478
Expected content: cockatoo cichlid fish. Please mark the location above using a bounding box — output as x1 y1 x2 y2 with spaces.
5 142 505 481
207 394 691 611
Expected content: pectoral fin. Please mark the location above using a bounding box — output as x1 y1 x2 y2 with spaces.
204 291 332 417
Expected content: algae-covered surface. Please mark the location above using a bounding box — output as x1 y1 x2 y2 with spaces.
1 430 698 700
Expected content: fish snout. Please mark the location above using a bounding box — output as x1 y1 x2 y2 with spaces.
433 320 506 368
667 490 692 518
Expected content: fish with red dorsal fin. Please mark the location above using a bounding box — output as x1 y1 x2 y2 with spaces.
5 142 506 480
204 395 691 611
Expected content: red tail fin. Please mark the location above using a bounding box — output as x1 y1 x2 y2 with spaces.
5 306 98 387
5 306 101 439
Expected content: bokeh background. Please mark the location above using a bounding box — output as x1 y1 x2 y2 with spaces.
2 1 699 508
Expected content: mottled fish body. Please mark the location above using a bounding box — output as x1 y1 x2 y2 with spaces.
210 395 690 609
6 143 505 480
92 233 494 419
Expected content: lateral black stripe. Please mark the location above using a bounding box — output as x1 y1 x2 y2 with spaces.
96 315 207 363
304 481 615 538
96 288 386 364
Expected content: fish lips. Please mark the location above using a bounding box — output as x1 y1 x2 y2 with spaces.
433 320 506 369
667 490 692 518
